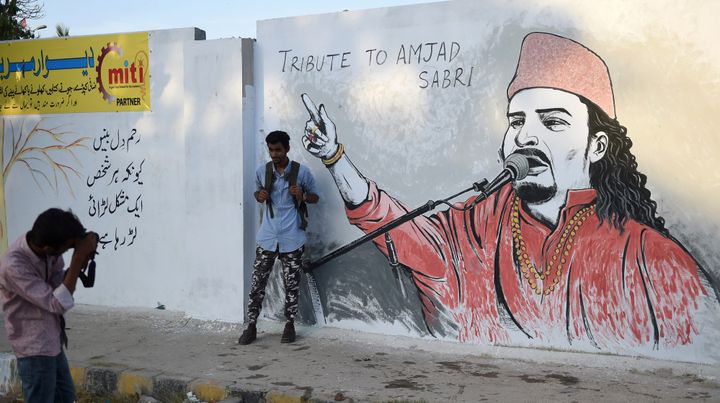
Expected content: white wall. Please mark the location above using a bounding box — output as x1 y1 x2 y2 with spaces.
182 37 250 320
255 0 720 361
4 29 254 322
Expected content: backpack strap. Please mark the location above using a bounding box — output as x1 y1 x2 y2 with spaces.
264 161 275 218
288 161 309 230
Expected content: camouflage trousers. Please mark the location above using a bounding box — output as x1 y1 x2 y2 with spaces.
246 246 304 323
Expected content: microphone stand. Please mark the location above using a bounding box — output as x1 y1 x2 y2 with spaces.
305 178 491 272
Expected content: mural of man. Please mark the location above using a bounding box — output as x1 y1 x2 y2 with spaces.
300 32 719 350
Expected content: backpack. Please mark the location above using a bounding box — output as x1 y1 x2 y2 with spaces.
264 161 309 230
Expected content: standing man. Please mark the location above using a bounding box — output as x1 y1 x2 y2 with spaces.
299 33 719 350
239 130 320 344
0 208 98 403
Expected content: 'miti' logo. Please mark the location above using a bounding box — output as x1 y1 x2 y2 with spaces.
95 42 149 106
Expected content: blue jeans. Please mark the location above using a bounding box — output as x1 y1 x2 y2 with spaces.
17 351 75 403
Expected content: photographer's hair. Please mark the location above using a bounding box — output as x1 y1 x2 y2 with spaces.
582 97 668 236
265 130 290 150
27 208 85 248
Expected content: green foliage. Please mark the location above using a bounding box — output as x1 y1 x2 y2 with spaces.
56 23 69 37
0 0 43 41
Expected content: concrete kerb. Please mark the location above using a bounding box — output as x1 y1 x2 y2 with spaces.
0 355 336 402
117 370 155 397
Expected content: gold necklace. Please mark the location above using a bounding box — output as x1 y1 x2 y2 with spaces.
510 196 595 296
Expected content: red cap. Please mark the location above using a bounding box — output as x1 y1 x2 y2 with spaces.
507 32 616 119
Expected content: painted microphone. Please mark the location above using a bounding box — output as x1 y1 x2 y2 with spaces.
472 153 530 200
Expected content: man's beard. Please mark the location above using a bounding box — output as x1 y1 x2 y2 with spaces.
513 182 557 204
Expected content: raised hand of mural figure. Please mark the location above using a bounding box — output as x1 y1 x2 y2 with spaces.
301 93 338 159
300 93 369 205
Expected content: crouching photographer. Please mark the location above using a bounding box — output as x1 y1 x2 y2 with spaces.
0 208 98 403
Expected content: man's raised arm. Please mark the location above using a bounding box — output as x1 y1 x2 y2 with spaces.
300 93 369 206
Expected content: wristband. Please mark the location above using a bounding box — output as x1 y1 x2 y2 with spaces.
323 143 345 166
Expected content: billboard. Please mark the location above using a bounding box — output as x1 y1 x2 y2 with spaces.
0 32 150 115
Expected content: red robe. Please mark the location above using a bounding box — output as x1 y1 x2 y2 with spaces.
347 181 713 348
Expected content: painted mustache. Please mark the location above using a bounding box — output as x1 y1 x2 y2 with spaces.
512 148 551 169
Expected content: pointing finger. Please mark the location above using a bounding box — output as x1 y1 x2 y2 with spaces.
301 93 321 126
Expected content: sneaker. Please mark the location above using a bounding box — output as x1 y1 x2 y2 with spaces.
280 321 296 343
238 323 257 345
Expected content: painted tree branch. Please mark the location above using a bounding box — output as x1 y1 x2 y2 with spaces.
2 120 89 197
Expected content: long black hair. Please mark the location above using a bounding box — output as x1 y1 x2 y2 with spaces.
583 98 668 235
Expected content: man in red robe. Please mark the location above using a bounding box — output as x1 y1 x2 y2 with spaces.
300 33 719 350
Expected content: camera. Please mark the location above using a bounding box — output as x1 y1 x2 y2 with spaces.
79 231 99 288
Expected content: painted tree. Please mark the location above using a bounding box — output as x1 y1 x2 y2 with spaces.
1 119 89 254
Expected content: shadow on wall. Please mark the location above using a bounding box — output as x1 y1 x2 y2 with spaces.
262 242 428 335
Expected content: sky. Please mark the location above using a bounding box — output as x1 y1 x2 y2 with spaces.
32 0 442 39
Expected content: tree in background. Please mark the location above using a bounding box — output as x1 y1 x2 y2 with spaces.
0 0 43 40
56 23 69 37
